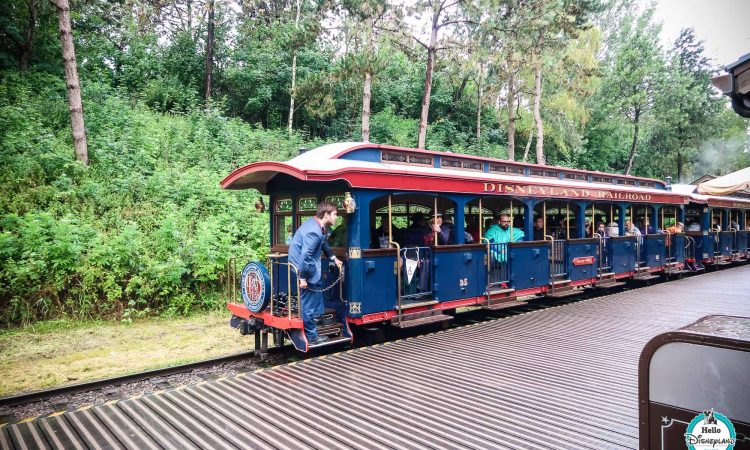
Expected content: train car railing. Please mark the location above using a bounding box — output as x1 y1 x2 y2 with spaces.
595 234 612 275
486 242 510 290
663 231 674 264
635 236 646 268
684 235 695 261
709 231 721 258
547 236 567 279
269 258 301 319
399 246 433 302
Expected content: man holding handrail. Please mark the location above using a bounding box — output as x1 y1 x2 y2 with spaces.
288 201 343 345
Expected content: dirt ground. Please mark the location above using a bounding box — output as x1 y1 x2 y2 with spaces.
0 311 252 396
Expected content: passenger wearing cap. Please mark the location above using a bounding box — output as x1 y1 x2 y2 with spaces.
425 212 449 246
401 212 430 247
434 211 457 245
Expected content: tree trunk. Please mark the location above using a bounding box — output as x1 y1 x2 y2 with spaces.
50 0 88 165
362 70 372 141
205 0 214 101
20 0 38 71
448 74 470 118
533 61 545 165
287 0 301 134
506 53 516 161
625 108 640 175
523 133 533 161
417 47 435 150
417 7 440 150
187 0 192 37
676 149 683 181
476 70 482 147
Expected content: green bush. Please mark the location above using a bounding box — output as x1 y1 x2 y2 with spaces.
0 71 293 326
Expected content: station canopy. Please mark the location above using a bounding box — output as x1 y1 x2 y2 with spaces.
697 166 750 195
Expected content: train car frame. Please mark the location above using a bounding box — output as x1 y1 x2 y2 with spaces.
221 142 750 353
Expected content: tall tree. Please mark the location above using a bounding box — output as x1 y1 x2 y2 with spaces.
205 0 214 100
395 0 468 150
49 0 88 165
287 0 301 134
604 8 662 175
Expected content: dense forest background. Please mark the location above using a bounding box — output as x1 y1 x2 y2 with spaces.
1 0 748 326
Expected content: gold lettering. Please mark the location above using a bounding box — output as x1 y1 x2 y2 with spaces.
483 182 496 192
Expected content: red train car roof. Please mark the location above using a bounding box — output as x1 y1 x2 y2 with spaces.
221 142 750 208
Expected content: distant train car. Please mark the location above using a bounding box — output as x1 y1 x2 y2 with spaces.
222 143 750 353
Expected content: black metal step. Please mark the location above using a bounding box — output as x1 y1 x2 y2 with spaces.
595 281 626 289
391 310 453 328
488 287 515 295
483 297 525 310
317 323 343 336
633 273 660 281
308 335 351 348
547 289 580 298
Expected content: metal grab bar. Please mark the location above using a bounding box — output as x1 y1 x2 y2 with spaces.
389 241 402 327
594 233 611 274
546 235 566 279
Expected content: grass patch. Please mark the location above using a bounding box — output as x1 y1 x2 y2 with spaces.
0 311 251 396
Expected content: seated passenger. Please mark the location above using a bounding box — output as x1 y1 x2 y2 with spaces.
608 221 620 237
533 217 545 241
666 222 685 234
711 218 721 232
424 214 449 246
466 216 480 243
597 222 608 237
437 212 456 244
625 220 641 236
484 214 525 244
640 218 655 235
371 219 393 249
401 213 429 247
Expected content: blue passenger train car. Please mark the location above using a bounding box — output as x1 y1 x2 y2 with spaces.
222 143 750 353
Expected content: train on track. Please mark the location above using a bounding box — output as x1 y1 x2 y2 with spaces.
222 142 750 353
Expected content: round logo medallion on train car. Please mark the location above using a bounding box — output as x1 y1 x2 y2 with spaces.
240 262 271 313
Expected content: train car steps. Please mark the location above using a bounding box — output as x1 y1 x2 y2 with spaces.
391 310 453 329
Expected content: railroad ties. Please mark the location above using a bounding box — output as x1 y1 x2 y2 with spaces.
3 266 750 450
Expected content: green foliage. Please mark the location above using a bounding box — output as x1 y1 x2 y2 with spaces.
1 0 748 326
0 71 288 326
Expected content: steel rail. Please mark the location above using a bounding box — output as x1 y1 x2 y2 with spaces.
0 348 282 409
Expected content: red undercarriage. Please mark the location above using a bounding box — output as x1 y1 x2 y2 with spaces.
227 266 682 330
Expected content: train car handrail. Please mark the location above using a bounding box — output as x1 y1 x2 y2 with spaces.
389 241 402 327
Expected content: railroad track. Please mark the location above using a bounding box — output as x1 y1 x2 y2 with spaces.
0 267 710 416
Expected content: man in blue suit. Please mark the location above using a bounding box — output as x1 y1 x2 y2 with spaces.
288 201 344 344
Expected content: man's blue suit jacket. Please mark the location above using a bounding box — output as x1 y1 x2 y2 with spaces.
288 217 334 284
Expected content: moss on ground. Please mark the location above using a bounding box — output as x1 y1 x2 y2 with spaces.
0 311 251 396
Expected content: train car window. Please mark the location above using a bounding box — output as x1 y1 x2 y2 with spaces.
273 198 293 246
324 194 347 248
660 206 678 230
441 158 462 168
381 151 433 166
592 175 614 184
296 195 317 229
630 205 655 235
564 172 587 181
489 164 524 175
685 206 702 231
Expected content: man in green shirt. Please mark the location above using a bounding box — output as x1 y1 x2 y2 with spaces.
484 214 524 262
